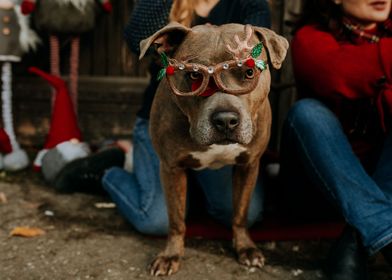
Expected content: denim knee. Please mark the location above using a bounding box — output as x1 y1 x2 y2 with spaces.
132 215 169 236
101 167 169 236
287 99 333 126
285 98 342 139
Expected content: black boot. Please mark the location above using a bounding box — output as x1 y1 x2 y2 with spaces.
381 243 392 265
324 226 369 280
53 147 125 193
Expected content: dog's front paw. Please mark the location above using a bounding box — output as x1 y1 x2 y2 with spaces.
150 255 181 276
237 247 265 268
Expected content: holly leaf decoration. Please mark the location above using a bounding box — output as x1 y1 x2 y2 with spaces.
251 43 263 59
157 68 166 81
160 52 169 67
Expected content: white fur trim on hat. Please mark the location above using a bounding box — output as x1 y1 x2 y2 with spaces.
3 148 29 171
55 141 90 162
0 55 21 62
33 149 48 169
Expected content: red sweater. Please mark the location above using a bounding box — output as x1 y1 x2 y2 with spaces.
291 25 392 165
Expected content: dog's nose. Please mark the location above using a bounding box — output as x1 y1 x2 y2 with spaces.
211 111 240 133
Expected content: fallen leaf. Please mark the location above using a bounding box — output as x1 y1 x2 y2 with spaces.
10 227 46 237
21 201 43 209
0 192 7 203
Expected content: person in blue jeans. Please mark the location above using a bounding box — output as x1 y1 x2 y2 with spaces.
55 0 271 236
280 0 392 279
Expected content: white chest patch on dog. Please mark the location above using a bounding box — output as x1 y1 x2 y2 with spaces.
189 144 247 170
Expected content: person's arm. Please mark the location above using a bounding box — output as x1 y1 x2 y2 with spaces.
124 0 173 54
240 0 271 28
291 25 392 100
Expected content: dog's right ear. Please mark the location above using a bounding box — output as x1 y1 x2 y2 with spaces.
139 22 191 60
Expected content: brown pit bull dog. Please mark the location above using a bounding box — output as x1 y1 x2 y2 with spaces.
139 22 288 276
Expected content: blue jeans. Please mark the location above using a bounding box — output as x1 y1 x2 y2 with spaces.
280 98 392 255
102 118 263 236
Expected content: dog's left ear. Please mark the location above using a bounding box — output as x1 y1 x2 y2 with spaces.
253 27 289 69
139 22 192 60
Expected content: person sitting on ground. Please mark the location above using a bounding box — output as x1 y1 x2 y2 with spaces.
279 0 392 279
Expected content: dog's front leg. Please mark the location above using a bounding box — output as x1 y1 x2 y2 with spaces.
150 164 187 276
232 160 265 268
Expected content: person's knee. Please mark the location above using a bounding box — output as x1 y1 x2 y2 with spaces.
102 166 124 186
287 99 326 124
285 98 339 133
134 216 169 236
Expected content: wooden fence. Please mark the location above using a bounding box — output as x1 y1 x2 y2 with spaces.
7 0 301 150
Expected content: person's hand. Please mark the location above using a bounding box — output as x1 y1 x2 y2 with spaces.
101 0 112 13
21 0 35 15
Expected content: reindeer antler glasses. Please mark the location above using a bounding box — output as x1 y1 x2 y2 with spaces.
158 25 267 97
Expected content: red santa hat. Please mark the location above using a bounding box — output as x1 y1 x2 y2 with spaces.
29 67 89 171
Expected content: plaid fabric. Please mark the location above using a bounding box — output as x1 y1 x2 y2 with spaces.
124 0 173 54
123 0 271 55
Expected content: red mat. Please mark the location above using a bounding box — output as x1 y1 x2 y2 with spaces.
185 217 344 241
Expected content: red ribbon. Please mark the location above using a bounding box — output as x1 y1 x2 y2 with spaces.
191 79 219 97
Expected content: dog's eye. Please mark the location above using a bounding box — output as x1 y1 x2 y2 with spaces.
245 69 255 79
188 72 202 80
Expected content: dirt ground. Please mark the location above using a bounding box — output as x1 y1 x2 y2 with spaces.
0 169 391 280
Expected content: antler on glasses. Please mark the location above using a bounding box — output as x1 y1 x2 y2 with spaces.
226 25 253 59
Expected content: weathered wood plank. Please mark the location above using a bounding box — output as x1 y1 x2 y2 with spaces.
12 76 148 147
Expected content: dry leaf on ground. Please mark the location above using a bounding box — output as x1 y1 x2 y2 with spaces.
0 192 7 203
94 202 116 209
21 201 44 209
10 227 46 237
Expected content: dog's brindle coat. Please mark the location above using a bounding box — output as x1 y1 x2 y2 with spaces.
139 22 288 276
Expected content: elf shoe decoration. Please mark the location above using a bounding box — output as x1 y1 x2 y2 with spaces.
29 67 90 181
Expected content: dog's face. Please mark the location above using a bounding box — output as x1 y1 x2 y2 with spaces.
140 23 288 146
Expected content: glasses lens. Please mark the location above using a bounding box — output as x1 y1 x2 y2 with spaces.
167 70 205 95
219 66 258 93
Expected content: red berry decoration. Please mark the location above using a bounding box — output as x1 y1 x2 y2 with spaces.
166 65 175 75
102 2 113 13
21 1 35 15
245 58 255 68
